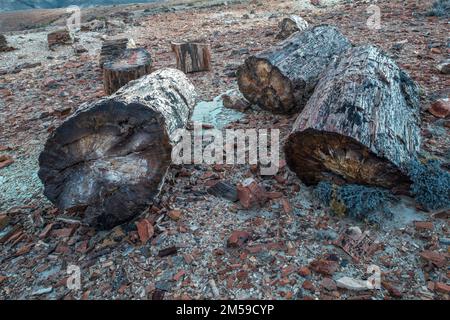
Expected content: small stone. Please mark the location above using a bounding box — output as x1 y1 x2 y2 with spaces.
167 209 182 221
0 155 14 169
236 178 267 209
298 266 311 277
136 219 154 244
227 230 250 248
428 99 450 118
419 250 447 268
336 276 368 291
321 278 337 291
0 214 10 231
414 221 433 231
302 280 315 292
436 60 450 74
382 281 403 298
310 259 339 276
434 282 450 294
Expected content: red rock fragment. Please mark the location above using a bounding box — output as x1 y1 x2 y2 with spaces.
414 221 433 231
428 99 450 118
236 178 267 209
227 230 250 248
136 219 154 244
302 280 315 292
310 259 339 276
382 281 403 298
419 250 447 268
298 266 311 277
434 282 450 294
167 209 182 221
0 155 13 169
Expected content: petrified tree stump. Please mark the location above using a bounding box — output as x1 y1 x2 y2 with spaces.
99 38 130 68
47 29 72 50
0 34 14 52
237 25 351 114
103 48 152 95
171 42 211 73
284 45 421 191
276 15 309 40
38 68 197 229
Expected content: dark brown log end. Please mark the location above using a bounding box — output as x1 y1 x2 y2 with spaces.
237 57 296 114
38 101 171 229
284 129 411 190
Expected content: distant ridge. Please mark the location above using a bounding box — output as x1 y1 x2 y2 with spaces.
0 0 160 12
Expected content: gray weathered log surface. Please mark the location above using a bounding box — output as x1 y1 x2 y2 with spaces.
284 45 421 190
39 68 197 229
237 25 351 114
171 42 211 73
103 48 152 95
276 15 309 40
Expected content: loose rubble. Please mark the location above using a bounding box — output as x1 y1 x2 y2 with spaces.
0 0 448 300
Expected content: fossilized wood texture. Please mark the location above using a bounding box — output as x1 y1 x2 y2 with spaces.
47 29 72 50
171 42 211 73
103 48 152 95
237 25 351 114
284 45 421 190
99 38 130 68
276 15 309 40
39 68 197 229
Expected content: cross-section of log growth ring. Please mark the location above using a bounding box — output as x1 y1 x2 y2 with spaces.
284 45 421 191
237 25 352 114
38 68 197 229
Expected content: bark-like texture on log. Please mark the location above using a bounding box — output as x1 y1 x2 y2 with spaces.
171 42 211 73
38 68 197 229
103 48 152 95
285 45 421 190
237 25 351 114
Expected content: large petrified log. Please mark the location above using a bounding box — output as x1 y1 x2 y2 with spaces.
171 42 211 73
237 25 351 114
284 45 421 191
103 48 152 95
38 68 197 229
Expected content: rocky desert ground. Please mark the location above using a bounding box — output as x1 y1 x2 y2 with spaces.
0 0 449 300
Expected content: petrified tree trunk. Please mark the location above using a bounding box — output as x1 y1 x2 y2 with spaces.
99 38 130 68
284 45 421 191
171 42 211 73
276 15 309 40
103 48 152 95
38 68 197 229
47 29 72 50
0 34 14 52
237 25 351 114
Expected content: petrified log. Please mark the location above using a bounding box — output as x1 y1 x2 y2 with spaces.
38 68 197 229
276 15 309 40
284 45 421 191
99 38 131 68
47 29 72 50
171 42 211 73
103 48 152 95
237 25 351 114
0 34 14 52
